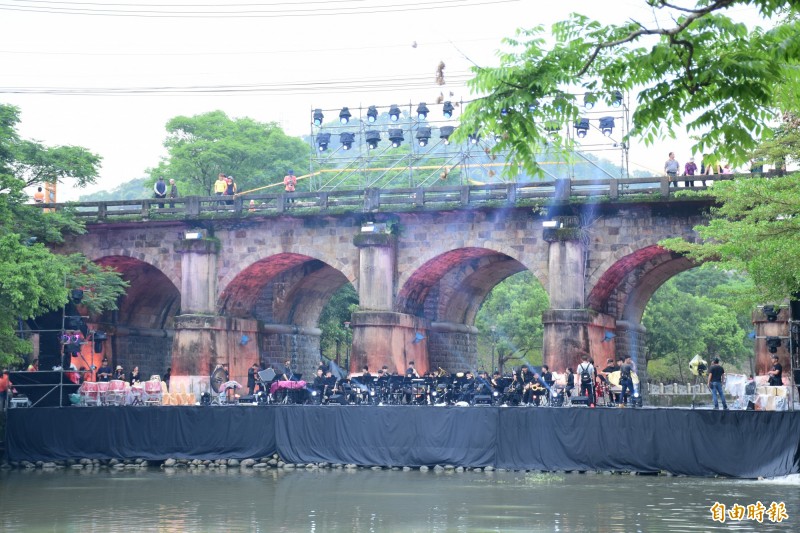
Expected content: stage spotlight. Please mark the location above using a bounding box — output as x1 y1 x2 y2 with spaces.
70 289 84 304
389 104 401 122
439 126 454 145
599 116 615 136
611 90 623 107
468 132 480 145
416 102 429 120
388 128 404 147
316 132 331 151
200 392 211 406
339 107 352 125
367 105 378 123
340 132 355 150
442 101 454 118
584 92 595 109
416 127 431 147
365 130 381 149
766 336 782 353
313 108 324 126
763 305 779 322
93 331 107 353
574 118 590 138
632 392 642 408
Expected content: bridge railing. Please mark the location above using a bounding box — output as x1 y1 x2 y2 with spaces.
40 174 738 222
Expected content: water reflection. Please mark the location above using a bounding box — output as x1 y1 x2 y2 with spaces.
0 469 797 532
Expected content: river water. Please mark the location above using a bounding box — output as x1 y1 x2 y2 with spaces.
0 468 797 532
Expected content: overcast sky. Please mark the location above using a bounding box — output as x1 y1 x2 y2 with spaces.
0 0 761 201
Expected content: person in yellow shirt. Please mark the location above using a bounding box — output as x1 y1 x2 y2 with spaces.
214 174 227 196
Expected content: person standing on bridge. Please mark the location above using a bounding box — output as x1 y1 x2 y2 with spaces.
153 177 167 207
683 157 697 187
283 169 297 204
168 179 178 208
664 152 680 186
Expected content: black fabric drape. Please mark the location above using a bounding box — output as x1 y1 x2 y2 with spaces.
7 406 277 461
6 406 800 478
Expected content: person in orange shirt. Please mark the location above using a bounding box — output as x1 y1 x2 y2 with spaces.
33 187 45 203
0 369 13 410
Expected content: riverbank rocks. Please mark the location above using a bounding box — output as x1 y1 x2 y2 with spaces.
0 457 702 477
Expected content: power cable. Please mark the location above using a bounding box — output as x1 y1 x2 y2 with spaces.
0 0 520 18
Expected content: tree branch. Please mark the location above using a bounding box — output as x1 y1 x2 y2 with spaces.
577 0 739 76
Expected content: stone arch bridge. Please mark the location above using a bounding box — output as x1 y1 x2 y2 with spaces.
49 177 752 389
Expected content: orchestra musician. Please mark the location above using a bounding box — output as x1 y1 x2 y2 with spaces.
520 365 536 405
564 367 575 398
405 361 420 378
458 370 476 403
282 359 294 381
541 365 554 389
312 368 326 394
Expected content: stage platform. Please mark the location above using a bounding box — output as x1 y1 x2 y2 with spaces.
6 405 800 479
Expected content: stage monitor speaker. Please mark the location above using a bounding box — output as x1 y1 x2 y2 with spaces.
327 394 347 405
258 368 276 382
570 395 590 405
472 395 492 405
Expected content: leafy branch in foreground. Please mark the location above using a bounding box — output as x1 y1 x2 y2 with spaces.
459 0 800 177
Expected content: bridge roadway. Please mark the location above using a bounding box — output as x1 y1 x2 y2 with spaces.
35 174 783 394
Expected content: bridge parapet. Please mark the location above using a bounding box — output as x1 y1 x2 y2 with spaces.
37 176 738 223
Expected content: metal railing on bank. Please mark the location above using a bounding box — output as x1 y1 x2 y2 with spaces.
36 175 741 223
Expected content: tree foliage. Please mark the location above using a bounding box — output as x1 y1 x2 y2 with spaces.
474 271 549 372
663 173 800 303
459 0 800 177
148 110 311 196
0 103 127 367
318 284 359 365
643 267 753 382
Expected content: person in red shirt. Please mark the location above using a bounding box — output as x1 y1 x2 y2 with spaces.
283 169 297 204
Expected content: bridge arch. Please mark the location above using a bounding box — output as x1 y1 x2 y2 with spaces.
587 245 696 323
396 247 542 370
93 255 180 379
217 253 355 375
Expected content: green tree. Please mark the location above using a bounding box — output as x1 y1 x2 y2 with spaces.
148 110 311 196
459 0 800 177
318 284 358 366
663 173 800 303
643 269 752 382
0 103 128 367
474 271 549 372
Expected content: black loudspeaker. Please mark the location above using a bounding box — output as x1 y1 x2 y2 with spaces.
238 395 257 404
570 395 590 405
747 400 756 411
200 392 211 406
472 395 492 405
327 394 347 405
258 368 276 382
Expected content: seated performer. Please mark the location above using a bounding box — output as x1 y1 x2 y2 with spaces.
541 365 554 388
457 371 477 403
312 368 327 395
564 367 575 398
405 361 420 378
282 359 294 381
